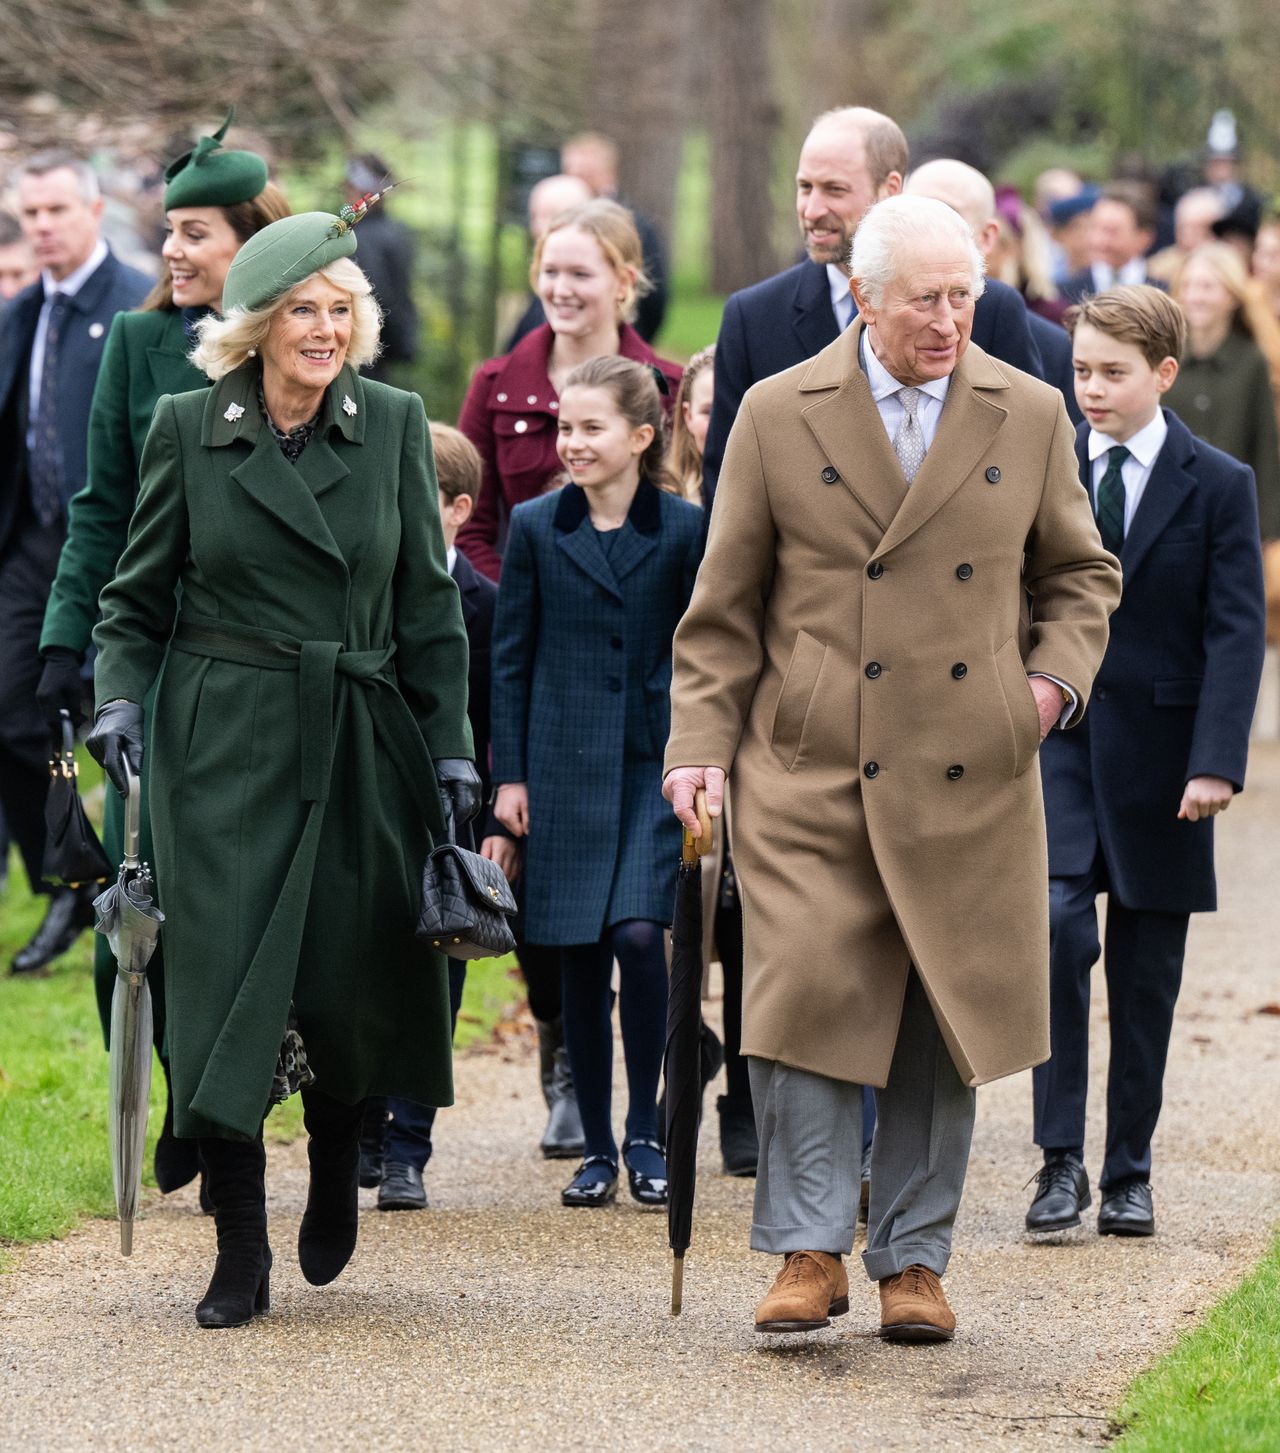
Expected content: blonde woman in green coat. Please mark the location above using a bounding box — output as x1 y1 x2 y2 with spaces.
87 211 477 1328
37 116 290 1203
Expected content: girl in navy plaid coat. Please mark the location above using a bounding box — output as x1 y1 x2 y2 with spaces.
492 357 703 1207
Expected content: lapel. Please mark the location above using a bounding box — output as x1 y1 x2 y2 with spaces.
799 320 908 532
62 249 118 321
451 552 480 631
792 261 841 360
552 478 663 600
146 310 201 398
876 343 1010 555
1116 410 1197 580
205 363 365 566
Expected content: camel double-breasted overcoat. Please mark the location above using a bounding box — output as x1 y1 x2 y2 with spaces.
93 363 473 1141
665 322 1121 1089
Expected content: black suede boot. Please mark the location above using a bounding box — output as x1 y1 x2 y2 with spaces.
298 1087 364 1287
154 1060 200 1193
195 1134 270 1328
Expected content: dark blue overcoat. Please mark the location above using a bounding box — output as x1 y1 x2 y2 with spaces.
1040 410 1265 913
491 478 703 944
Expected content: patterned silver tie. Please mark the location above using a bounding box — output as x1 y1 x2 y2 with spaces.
892 386 925 485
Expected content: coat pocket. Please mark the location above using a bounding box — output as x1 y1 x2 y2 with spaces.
770 630 827 770
994 636 1042 778
1153 676 1203 707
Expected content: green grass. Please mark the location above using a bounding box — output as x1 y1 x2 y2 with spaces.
0 753 524 1258
1110 1235 1280 1451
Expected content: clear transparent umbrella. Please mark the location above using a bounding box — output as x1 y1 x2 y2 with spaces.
93 762 164 1256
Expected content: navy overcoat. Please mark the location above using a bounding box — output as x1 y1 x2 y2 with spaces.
490 478 703 944
1040 410 1266 913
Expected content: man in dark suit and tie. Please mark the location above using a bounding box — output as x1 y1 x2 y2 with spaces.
703 106 1044 507
905 157 1082 426
0 152 151 973
1029 286 1265 1239
1058 182 1161 304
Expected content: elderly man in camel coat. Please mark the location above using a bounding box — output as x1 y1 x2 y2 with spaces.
664 195 1121 1343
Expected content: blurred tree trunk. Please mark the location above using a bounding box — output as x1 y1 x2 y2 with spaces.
709 0 780 293
584 0 694 244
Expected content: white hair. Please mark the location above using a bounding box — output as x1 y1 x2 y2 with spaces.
850 195 986 309
191 257 381 380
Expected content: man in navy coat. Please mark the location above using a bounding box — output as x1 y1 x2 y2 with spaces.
1029 286 1265 1238
702 108 1044 506
0 152 151 973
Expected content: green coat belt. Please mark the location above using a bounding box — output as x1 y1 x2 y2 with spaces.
93 362 473 1140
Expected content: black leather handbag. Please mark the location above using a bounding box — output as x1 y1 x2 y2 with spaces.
42 710 113 888
416 821 518 961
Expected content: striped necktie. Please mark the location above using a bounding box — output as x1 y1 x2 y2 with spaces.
1095 444 1128 555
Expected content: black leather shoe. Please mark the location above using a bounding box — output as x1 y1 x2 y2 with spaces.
622 1138 668 1207
11 886 96 974
1025 1154 1091 1233
561 1155 618 1207
378 1161 428 1211
717 1094 758 1177
1098 1178 1155 1237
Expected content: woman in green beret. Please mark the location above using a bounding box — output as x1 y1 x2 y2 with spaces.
36 114 290 1204
86 209 478 1328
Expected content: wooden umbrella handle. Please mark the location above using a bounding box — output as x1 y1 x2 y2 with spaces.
681 788 713 865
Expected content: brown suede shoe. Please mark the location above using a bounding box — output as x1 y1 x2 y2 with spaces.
755 1251 850 1333
878 1264 955 1342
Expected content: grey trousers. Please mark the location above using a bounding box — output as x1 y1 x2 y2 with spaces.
749 972 976 1281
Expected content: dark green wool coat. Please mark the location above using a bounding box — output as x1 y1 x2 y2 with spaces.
41 307 205 1043
92 362 473 1140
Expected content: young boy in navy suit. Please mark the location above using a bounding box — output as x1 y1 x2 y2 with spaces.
1028 286 1265 1238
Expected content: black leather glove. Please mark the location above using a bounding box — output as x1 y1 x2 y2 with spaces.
86 700 144 797
435 757 482 829
35 647 86 730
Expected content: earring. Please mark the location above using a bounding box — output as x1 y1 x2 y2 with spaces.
247 347 256 357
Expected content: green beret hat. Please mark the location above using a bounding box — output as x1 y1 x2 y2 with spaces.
163 108 269 211
221 211 358 315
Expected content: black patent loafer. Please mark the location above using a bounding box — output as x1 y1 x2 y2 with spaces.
1026 1154 1091 1233
1098 1178 1155 1237
378 1161 428 1211
561 1155 618 1208
622 1137 668 1207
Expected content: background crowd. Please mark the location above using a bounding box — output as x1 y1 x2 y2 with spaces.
0 82 1277 1306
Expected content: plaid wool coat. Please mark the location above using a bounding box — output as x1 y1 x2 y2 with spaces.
491 478 703 944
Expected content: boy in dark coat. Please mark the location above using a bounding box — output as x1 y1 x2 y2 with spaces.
1029 285 1266 1238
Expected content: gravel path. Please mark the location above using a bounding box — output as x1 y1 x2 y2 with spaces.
4 745 1280 1453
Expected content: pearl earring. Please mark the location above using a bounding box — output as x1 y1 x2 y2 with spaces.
247 347 256 357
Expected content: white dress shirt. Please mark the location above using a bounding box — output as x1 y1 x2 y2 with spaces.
27 238 109 448
1089 257 1148 294
446 545 458 575
827 264 856 332
859 329 951 447
1087 409 1167 531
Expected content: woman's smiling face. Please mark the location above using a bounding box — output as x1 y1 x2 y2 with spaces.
162 207 243 311
261 275 354 397
537 225 627 339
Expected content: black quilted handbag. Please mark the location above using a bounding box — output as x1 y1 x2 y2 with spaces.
417 827 518 961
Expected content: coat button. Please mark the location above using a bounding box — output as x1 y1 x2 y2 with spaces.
607 676 622 692
821 466 839 484
863 761 879 779
865 662 882 679
527 394 538 404
867 561 884 580
1096 687 1109 701
496 392 508 402
951 662 967 679
985 466 1001 484
610 635 623 650
947 764 964 780
514 419 528 434
956 563 973 580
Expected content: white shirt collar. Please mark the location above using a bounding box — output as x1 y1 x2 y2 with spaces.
862 327 952 406
827 264 854 326
446 545 458 574
42 238 108 300
1087 408 1167 467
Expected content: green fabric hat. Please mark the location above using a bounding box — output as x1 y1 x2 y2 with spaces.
220 211 358 315
163 108 269 211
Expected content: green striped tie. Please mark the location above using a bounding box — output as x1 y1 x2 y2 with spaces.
1096 445 1128 555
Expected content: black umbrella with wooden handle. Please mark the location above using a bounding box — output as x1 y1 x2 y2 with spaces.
664 787 713 1314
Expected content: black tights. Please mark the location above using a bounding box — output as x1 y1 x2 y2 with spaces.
560 918 668 1162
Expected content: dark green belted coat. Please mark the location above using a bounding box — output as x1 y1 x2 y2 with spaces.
41 307 206 1044
92 361 473 1141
